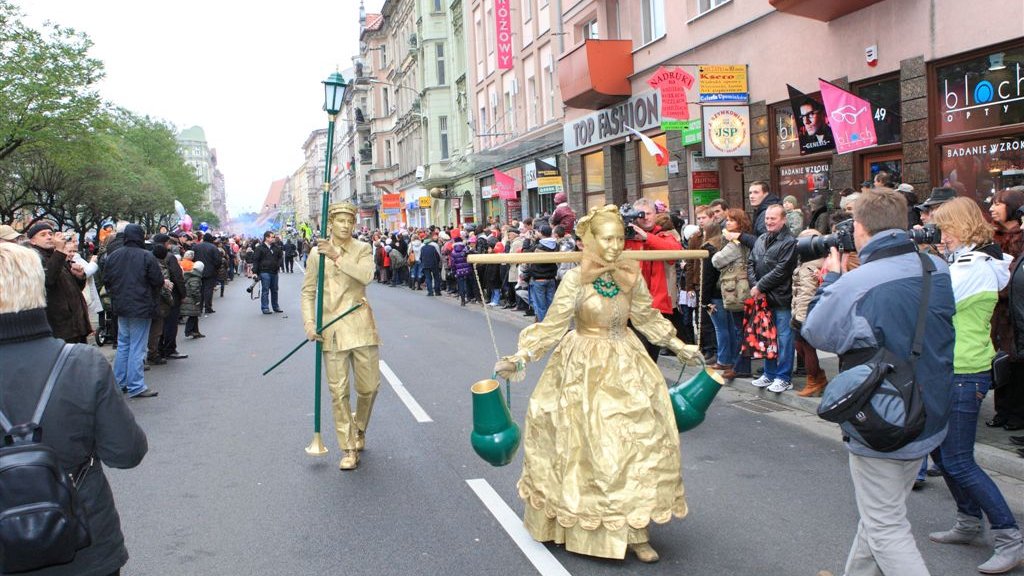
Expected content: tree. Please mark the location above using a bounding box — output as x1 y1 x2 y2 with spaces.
0 1 104 162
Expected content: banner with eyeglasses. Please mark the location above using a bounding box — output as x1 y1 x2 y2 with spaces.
787 85 836 155
819 79 879 154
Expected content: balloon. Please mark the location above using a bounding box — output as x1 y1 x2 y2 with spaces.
180 215 193 232
199 222 209 233
174 200 187 219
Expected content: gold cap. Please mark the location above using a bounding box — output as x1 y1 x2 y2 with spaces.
327 202 358 218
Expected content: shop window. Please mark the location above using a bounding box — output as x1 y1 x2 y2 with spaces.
639 133 669 206
583 151 605 211
936 44 1024 137
772 103 801 160
854 77 901 145
941 134 1024 206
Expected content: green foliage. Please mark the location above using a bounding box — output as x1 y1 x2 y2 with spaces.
0 2 208 234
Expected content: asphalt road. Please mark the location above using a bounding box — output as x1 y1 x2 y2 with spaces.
106 270 1023 576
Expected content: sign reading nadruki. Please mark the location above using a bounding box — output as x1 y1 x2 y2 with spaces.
702 105 751 157
495 0 513 69
699 65 748 103
648 66 695 121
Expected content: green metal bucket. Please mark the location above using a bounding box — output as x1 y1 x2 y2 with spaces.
470 379 521 466
668 368 725 433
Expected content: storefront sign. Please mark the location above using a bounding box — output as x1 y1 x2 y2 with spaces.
937 45 1024 136
524 162 538 188
778 161 831 203
564 91 661 153
941 134 1024 204
495 0 513 69
418 196 432 207
381 193 402 210
681 119 702 146
481 185 494 199
702 105 751 157
536 157 563 195
648 66 694 121
698 65 748 103
689 151 720 205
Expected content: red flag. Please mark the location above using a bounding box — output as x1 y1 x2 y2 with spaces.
494 169 517 199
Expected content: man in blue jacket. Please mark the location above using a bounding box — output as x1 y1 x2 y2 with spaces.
802 188 955 576
103 224 165 398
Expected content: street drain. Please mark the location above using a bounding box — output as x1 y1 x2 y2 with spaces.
730 399 791 414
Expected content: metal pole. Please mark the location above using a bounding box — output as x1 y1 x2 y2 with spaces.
307 114 336 455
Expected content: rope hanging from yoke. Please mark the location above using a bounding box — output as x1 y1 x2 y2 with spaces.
472 262 511 409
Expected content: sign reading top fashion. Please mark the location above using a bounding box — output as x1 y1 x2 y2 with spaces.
564 91 661 153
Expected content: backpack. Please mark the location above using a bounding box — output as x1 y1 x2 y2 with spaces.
0 344 92 573
817 250 933 452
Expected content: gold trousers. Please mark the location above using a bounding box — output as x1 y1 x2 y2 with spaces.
323 346 380 450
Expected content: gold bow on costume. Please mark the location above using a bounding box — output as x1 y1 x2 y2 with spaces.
579 253 639 292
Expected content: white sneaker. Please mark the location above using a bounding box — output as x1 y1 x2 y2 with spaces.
767 379 792 393
751 375 772 388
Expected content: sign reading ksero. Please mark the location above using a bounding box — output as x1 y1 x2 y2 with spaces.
698 65 749 103
702 105 751 157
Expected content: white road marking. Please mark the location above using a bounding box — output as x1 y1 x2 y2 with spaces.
379 360 433 423
466 478 572 576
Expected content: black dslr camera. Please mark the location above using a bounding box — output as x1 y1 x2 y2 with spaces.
908 223 939 245
796 218 856 260
619 204 646 240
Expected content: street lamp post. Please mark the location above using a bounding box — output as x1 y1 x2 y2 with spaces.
306 70 348 456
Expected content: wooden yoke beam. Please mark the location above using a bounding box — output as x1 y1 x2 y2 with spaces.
467 250 708 265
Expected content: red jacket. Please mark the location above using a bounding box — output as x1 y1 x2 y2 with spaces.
624 225 682 314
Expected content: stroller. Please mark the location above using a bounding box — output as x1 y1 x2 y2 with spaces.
94 311 114 347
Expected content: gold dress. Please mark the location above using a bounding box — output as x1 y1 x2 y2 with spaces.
515 265 687 560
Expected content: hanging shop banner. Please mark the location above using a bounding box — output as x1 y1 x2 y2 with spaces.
699 65 749 103
494 169 518 200
788 84 836 155
702 105 751 157
818 79 878 154
648 66 695 122
381 193 403 210
564 91 661 153
535 157 563 195
481 185 494 199
495 0 513 69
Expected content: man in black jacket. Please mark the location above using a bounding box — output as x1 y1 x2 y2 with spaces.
253 230 284 314
103 224 165 398
525 225 559 321
747 204 798 393
192 233 223 314
0 241 148 576
154 234 188 361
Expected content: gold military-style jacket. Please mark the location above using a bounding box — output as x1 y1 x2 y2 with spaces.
300 239 382 352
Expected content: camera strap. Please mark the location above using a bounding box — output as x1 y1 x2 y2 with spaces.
861 240 916 265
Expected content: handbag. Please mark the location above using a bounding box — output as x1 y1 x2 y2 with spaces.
720 262 750 312
992 351 1011 390
817 250 933 452
740 297 777 360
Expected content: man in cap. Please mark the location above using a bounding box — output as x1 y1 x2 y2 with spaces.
896 183 920 228
0 224 22 243
915 186 957 225
301 202 382 471
27 222 91 344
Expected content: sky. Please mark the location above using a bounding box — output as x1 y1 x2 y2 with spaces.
20 0 386 217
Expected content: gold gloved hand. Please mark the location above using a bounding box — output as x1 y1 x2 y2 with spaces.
676 344 703 365
319 241 340 262
494 353 527 382
304 322 322 342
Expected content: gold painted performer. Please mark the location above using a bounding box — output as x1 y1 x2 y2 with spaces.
495 205 702 563
301 202 381 471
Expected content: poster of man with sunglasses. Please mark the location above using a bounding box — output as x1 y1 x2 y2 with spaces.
788 88 836 155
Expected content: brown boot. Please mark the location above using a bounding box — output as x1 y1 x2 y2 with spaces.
798 372 827 397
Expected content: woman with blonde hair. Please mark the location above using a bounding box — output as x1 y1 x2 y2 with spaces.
495 205 701 563
927 197 1021 573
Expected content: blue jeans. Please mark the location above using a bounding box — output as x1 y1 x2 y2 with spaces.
390 266 406 286
529 279 557 322
730 311 751 374
410 261 423 281
424 267 440 295
260 272 280 311
114 316 152 396
709 299 738 366
764 308 794 382
490 288 501 305
931 373 1018 530
456 275 469 301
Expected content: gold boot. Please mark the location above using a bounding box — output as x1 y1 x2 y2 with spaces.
628 542 659 563
355 429 366 451
339 449 360 470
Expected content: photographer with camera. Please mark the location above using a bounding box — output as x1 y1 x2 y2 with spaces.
802 188 956 575
623 198 683 361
